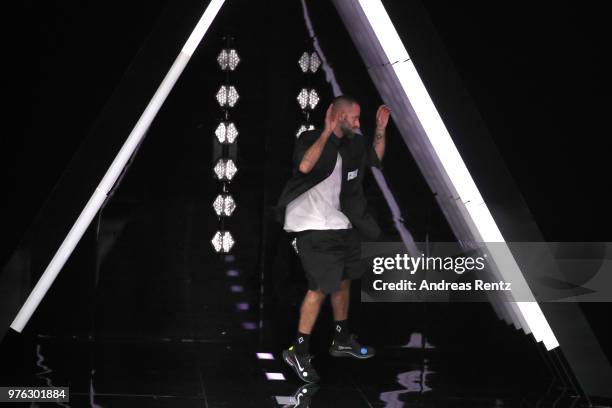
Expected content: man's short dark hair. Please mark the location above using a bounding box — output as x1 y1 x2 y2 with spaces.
332 95 359 113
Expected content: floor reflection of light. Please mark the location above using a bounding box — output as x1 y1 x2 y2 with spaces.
224 255 236 262
226 269 240 277
274 395 294 404
34 343 71 408
256 352 275 360
236 302 249 311
242 322 257 330
230 285 244 293
379 360 434 406
277 383 320 406
265 372 286 380
89 369 104 408
401 332 436 349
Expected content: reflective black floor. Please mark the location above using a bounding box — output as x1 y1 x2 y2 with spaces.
2 328 556 407
0 197 577 407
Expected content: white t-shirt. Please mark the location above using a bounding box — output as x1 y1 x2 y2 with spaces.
284 153 352 231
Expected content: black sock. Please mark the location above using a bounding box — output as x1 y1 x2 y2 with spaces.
292 332 311 355
334 320 349 342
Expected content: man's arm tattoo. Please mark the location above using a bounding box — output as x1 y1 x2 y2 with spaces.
373 127 386 160
374 128 385 146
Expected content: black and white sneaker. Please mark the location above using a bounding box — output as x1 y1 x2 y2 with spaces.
329 334 376 359
282 346 320 383
282 383 320 407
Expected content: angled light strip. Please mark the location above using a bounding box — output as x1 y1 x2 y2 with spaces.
182 0 226 57
356 0 559 350
265 372 286 381
335 2 519 328
11 0 226 333
256 352 275 360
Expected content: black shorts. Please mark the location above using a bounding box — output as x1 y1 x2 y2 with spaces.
295 229 366 294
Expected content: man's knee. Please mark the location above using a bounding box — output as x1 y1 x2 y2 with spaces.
305 289 326 304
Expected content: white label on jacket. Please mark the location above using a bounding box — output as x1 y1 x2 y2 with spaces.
347 169 358 181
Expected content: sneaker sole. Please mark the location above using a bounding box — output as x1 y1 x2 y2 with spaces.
329 348 375 359
282 350 319 383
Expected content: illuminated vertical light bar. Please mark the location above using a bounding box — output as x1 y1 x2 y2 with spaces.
353 0 558 350
336 1 522 327
11 0 226 333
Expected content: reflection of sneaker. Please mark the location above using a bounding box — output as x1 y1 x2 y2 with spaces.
283 347 320 383
282 383 320 408
329 334 376 359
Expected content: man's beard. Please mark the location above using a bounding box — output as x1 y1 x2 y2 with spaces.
340 122 355 139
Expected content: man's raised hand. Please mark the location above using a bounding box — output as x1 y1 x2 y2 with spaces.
375 105 391 130
324 103 339 134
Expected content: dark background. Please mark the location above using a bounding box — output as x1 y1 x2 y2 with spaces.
0 0 609 401
3 0 608 258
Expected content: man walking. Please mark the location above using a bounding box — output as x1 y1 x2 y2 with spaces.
276 95 391 383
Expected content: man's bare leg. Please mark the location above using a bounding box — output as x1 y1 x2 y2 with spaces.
284 288 325 383
331 279 350 321
298 288 327 334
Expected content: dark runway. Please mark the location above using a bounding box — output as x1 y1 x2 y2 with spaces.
3 198 553 407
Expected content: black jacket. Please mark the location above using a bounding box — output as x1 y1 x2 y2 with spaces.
275 129 382 240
